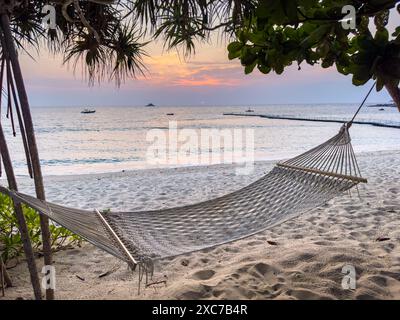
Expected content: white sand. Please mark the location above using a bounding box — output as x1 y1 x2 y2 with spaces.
1 150 400 300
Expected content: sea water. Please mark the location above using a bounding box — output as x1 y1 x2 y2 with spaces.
2 104 399 176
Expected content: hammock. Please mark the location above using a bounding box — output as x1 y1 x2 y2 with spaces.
0 123 367 278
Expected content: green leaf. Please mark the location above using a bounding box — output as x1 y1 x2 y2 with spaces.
316 40 330 57
241 47 258 65
300 24 331 48
228 50 241 60
352 50 376 66
245 60 257 74
238 30 248 43
356 35 374 50
336 63 349 75
351 64 372 85
376 76 385 91
258 64 271 74
283 0 298 23
274 63 284 74
228 41 244 60
374 28 389 46
392 27 400 38
374 10 389 30
352 77 370 86
227 41 244 53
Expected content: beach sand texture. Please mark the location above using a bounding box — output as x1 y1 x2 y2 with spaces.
1 150 399 300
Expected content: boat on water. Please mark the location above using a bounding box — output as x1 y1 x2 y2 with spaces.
146 103 155 107
245 108 254 112
368 103 396 108
81 109 96 114
166 113 174 116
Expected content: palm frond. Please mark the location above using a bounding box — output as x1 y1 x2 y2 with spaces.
4 0 256 85
108 23 148 85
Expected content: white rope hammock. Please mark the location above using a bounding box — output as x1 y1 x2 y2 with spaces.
0 123 367 285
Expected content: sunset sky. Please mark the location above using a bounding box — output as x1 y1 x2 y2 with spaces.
19 13 399 107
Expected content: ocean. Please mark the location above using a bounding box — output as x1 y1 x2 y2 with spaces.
2 104 400 176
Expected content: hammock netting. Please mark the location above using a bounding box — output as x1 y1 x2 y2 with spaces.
0 123 366 275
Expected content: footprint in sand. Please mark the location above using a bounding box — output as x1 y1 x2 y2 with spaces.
200 258 209 264
192 269 216 280
252 262 278 277
313 240 332 246
288 289 332 300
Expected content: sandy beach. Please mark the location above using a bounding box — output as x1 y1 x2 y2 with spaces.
1 150 400 300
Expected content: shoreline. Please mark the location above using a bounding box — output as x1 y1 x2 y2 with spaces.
12 148 400 180
6 149 399 211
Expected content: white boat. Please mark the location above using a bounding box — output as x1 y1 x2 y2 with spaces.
81 109 96 114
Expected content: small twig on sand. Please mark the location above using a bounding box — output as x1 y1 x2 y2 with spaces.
99 270 112 278
99 265 120 278
75 275 85 281
376 237 390 242
145 279 167 288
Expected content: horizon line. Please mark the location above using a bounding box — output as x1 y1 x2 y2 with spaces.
28 101 391 108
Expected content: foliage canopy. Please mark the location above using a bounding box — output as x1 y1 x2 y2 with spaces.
226 0 400 93
2 1 399 93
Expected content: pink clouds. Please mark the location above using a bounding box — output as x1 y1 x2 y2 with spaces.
140 52 243 87
173 75 239 87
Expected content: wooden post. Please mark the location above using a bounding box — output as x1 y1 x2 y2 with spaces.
0 123 42 300
0 13 53 300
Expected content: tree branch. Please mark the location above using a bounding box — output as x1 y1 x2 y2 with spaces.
385 82 400 112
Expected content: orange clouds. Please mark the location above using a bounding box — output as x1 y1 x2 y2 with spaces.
141 51 242 87
173 76 239 87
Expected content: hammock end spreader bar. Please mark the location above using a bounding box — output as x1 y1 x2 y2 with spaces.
276 163 368 184
94 209 138 268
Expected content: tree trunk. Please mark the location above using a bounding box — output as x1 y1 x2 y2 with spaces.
0 123 42 300
1 256 4 296
0 14 54 300
1 255 12 288
385 82 400 112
